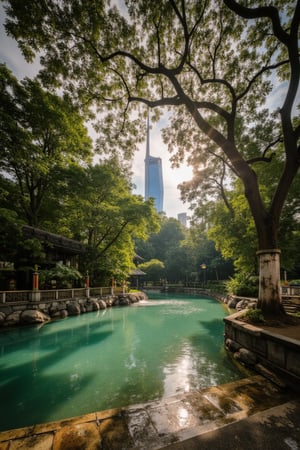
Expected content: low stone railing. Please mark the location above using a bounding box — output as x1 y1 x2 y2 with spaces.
0 286 124 304
281 285 300 297
0 288 143 328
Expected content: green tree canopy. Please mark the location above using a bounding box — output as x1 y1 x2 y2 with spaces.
3 0 299 315
55 159 160 284
138 259 165 284
149 217 186 262
135 216 231 284
0 64 93 226
193 151 300 278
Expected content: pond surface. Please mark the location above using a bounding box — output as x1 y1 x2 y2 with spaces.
0 294 243 431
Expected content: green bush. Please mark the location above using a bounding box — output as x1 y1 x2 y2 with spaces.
206 280 227 292
40 263 82 289
243 308 264 323
226 273 258 297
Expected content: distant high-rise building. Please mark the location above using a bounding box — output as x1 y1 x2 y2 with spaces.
177 212 187 227
144 114 164 212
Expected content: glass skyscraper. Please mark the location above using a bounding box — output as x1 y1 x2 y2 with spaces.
144 115 164 212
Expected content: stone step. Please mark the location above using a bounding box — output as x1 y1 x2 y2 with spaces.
0 375 297 450
161 399 300 449
284 306 298 313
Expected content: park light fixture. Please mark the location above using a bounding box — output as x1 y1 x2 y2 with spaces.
200 263 207 287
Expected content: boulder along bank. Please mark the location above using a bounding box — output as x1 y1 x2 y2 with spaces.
0 292 147 328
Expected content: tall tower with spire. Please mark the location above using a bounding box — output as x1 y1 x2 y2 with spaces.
144 113 164 212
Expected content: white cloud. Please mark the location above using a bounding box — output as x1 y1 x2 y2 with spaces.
0 5 40 78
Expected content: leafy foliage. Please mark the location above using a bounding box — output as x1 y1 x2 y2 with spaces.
39 263 82 289
0 65 93 226
226 274 259 298
1 1 300 312
52 159 160 284
135 216 233 284
138 259 165 283
242 308 264 324
0 63 160 286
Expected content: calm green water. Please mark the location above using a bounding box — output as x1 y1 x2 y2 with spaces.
0 294 242 431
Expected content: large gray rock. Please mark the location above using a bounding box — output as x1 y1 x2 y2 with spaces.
119 296 130 306
128 294 139 303
228 297 239 308
50 310 61 318
21 309 50 324
236 299 250 311
59 309 68 319
225 338 240 352
91 300 100 311
80 303 86 313
98 299 107 310
105 297 113 307
85 302 94 312
0 312 6 326
85 299 100 312
112 297 120 306
5 311 22 326
67 302 81 315
49 302 67 316
234 347 257 365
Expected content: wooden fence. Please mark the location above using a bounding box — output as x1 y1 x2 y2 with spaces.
0 285 298 305
0 286 126 304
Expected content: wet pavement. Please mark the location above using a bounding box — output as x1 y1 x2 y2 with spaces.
0 374 299 449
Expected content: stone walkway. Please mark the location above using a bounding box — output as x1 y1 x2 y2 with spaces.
0 375 298 450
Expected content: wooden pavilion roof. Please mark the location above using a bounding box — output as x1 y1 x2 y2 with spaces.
22 225 85 254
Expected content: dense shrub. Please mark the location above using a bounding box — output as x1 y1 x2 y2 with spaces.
243 308 264 323
226 274 258 297
40 263 82 288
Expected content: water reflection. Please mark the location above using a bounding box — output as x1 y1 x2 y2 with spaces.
0 294 242 431
163 345 196 395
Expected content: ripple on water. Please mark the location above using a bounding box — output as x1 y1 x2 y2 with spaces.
0 294 242 431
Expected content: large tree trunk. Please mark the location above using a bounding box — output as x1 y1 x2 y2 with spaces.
256 249 285 317
241 173 286 317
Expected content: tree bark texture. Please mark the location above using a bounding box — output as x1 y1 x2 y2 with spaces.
256 249 284 315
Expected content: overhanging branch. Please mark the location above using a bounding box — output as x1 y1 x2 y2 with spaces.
246 136 283 164
223 0 289 45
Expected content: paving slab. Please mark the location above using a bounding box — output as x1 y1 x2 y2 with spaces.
0 375 298 450
162 399 300 450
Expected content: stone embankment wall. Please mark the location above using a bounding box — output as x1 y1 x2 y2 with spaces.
216 291 300 313
213 292 258 312
223 311 300 392
0 292 146 328
215 293 300 392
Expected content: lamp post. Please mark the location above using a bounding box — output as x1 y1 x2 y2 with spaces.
111 277 115 295
85 271 90 288
31 264 41 302
200 263 207 288
85 271 90 299
32 264 39 291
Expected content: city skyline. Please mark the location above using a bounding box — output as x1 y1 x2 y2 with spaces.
131 112 192 218
144 114 164 213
